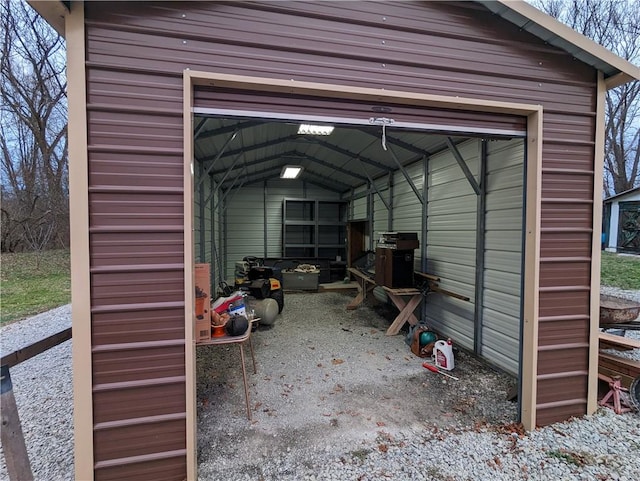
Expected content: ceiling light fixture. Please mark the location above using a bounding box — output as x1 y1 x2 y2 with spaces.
297 124 334 135
280 165 304 179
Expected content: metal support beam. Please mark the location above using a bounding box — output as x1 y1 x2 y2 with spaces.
474 140 488 355
210 175 215 278
196 130 238 189
358 128 432 156
314 139 392 172
199 134 296 163
446 137 480 195
361 160 390 211
296 152 368 181
193 117 208 140
367 187 374 251
386 145 424 204
209 151 297 176
421 156 428 274
198 161 206 262
198 120 261 141
263 181 268 259
387 172 394 232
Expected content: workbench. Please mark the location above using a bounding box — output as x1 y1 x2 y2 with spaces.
346 267 376 310
346 268 469 336
382 286 423 336
196 322 257 420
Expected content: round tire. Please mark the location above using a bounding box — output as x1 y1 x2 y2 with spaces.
630 376 640 413
270 288 284 313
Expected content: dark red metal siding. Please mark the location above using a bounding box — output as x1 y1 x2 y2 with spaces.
83 1 599 474
193 88 527 134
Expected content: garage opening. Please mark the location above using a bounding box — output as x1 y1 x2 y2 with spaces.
189 91 527 471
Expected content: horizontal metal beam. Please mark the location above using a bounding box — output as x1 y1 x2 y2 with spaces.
197 120 261 141
357 128 431 156
198 134 297 163
294 151 368 181
313 139 392 173
210 150 297 176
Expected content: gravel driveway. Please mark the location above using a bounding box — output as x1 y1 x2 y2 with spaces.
1 289 639 481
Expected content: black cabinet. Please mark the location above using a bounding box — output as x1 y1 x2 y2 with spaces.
283 198 347 260
375 248 415 288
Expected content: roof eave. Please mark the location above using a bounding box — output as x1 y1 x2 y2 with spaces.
27 0 68 37
479 0 640 89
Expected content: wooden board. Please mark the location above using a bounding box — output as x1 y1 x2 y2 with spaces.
598 352 640 389
599 332 640 351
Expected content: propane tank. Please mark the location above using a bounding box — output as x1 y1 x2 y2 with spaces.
434 338 455 371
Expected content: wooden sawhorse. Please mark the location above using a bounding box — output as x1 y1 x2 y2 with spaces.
382 286 423 336
346 267 376 310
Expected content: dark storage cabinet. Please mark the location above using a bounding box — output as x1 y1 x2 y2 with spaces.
375 248 415 288
283 198 347 259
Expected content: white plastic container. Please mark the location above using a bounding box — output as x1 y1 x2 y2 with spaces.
434 339 455 371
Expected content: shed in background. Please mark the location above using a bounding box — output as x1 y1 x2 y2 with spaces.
603 187 640 254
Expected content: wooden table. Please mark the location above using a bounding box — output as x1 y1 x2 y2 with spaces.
196 322 257 420
382 286 423 336
346 267 376 310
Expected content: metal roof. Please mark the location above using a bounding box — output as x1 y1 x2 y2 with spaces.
193 115 506 193
479 0 640 88
603 186 640 203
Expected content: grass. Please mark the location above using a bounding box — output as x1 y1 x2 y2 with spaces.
0 249 70 325
600 251 640 290
547 448 594 467
0 248 636 327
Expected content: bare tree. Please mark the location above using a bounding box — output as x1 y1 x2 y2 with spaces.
534 0 640 197
1 0 68 252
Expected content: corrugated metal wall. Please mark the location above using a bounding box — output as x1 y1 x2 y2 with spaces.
482 140 525 375
425 140 479 348
82 1 599 475
350 191 368 221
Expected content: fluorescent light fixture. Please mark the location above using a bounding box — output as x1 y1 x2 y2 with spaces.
297 123 334 135
280 165 304 179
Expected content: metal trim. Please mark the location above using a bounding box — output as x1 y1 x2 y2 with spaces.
193 107 527 138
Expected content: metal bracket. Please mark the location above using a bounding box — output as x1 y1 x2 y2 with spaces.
369 117 395 151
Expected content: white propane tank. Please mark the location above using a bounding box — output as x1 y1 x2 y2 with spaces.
434 338 455 371
249 298 278 326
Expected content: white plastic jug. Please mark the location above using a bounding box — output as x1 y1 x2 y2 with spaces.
434 339 455 371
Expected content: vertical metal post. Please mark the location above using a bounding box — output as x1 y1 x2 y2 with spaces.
1 365 34 481
263 181 268 259
223 197 228 283
367 184 374 251
421 156 429 321
474 140 488 355
214 175 218 278
387 172 394 232
421 156 428 272
198 161 206 263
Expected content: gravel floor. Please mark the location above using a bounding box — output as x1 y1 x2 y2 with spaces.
1 290 639 481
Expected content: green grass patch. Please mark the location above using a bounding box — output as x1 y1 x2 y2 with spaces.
0 249 70 325
547 448 594 467
600 252 640 290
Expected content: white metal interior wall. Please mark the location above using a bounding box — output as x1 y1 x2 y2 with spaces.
481 139 524 375
351 194 368 221
373 178 390 241
424 140 480 350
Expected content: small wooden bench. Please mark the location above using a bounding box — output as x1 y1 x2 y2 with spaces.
598 332 640 351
